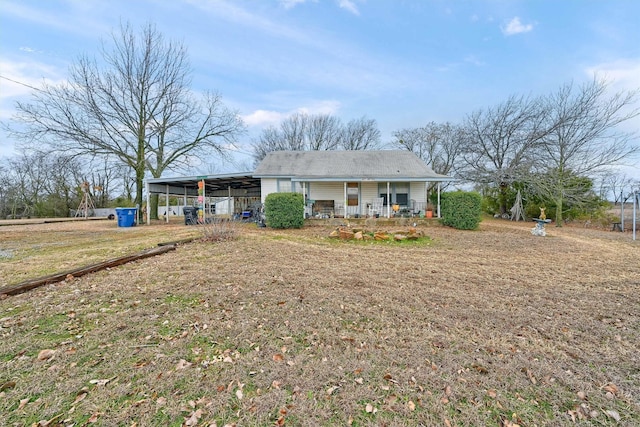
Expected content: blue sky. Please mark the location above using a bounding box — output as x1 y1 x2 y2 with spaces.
1 0 639 177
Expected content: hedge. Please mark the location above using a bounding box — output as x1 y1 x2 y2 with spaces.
441 191 482 230
264 192 305 229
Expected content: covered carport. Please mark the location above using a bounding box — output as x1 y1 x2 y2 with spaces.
145 172 261 225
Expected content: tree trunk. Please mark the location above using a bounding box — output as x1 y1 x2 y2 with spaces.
150 193 159 220
498 184 509 214
135 166 145 222
555 196 563 227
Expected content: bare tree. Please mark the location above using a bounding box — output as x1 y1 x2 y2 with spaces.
9 22 244 216
460 95 547 214
340 116 381 150
598 172 634 204
307 114 342 151
252 113 379 163
530 78 640 224
392 121 464 178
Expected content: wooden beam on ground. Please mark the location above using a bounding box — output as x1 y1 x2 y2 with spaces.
157 237 197 246
0 245 176 297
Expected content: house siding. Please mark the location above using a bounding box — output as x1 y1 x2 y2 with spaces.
261 178 278 203
310 182 344 205
261 176 437 218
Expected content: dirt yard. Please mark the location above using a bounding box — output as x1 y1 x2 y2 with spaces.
0 218 638 426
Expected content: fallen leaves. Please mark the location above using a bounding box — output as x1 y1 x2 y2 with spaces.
89 376 116 386
522 367 537 385
37 349 56 361
604 409 621 422
471 363 488 374
176 359 193 370
0 380 16 391
184 408 203 426
18 398 29 410
73 387 89 404
602 383 619 397
326 385 339 396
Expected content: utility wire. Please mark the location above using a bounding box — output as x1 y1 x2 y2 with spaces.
0 74 42 92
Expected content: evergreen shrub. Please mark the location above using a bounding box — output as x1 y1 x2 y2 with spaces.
441 191 482 230
264 192 304 229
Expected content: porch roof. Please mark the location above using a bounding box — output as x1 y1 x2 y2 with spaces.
253 150 454 182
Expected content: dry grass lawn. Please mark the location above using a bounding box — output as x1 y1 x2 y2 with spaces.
0 218 638 426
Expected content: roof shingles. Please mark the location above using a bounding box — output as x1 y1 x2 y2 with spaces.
253 150 452 181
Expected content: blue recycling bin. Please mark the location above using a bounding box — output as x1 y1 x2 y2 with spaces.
115 207 137 227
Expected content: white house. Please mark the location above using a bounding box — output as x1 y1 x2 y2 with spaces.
253 150 454 218
145 150 454 223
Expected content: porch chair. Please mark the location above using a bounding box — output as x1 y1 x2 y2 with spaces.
368 197 384 217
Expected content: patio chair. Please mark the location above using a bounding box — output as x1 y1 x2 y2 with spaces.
368 197 384 217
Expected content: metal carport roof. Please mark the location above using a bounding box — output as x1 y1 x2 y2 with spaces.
145 172 260 197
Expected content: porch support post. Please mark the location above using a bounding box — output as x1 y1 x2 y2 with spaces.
228 186 232 217
183 187 187 207
202 181 206 222
165 184 170 223
386 182 390 218
303 182 306 220
344 182 347 218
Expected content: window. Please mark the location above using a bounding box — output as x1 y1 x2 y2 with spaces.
347 182 359 206
378 182 409 206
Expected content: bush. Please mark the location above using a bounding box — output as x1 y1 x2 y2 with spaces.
441 191 482 230
264 192 304 229
200 217 238 242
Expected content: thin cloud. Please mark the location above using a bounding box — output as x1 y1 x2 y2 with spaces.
464 55 485 67
585 58 640 92
19 46 43 54
501 17 534 36
338 0 360 16
242 109 288 127
279 0 312 9
1 1 110 40
243 100 341 128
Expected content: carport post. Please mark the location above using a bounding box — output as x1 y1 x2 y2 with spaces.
165 185 170 223
145 180 151 225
